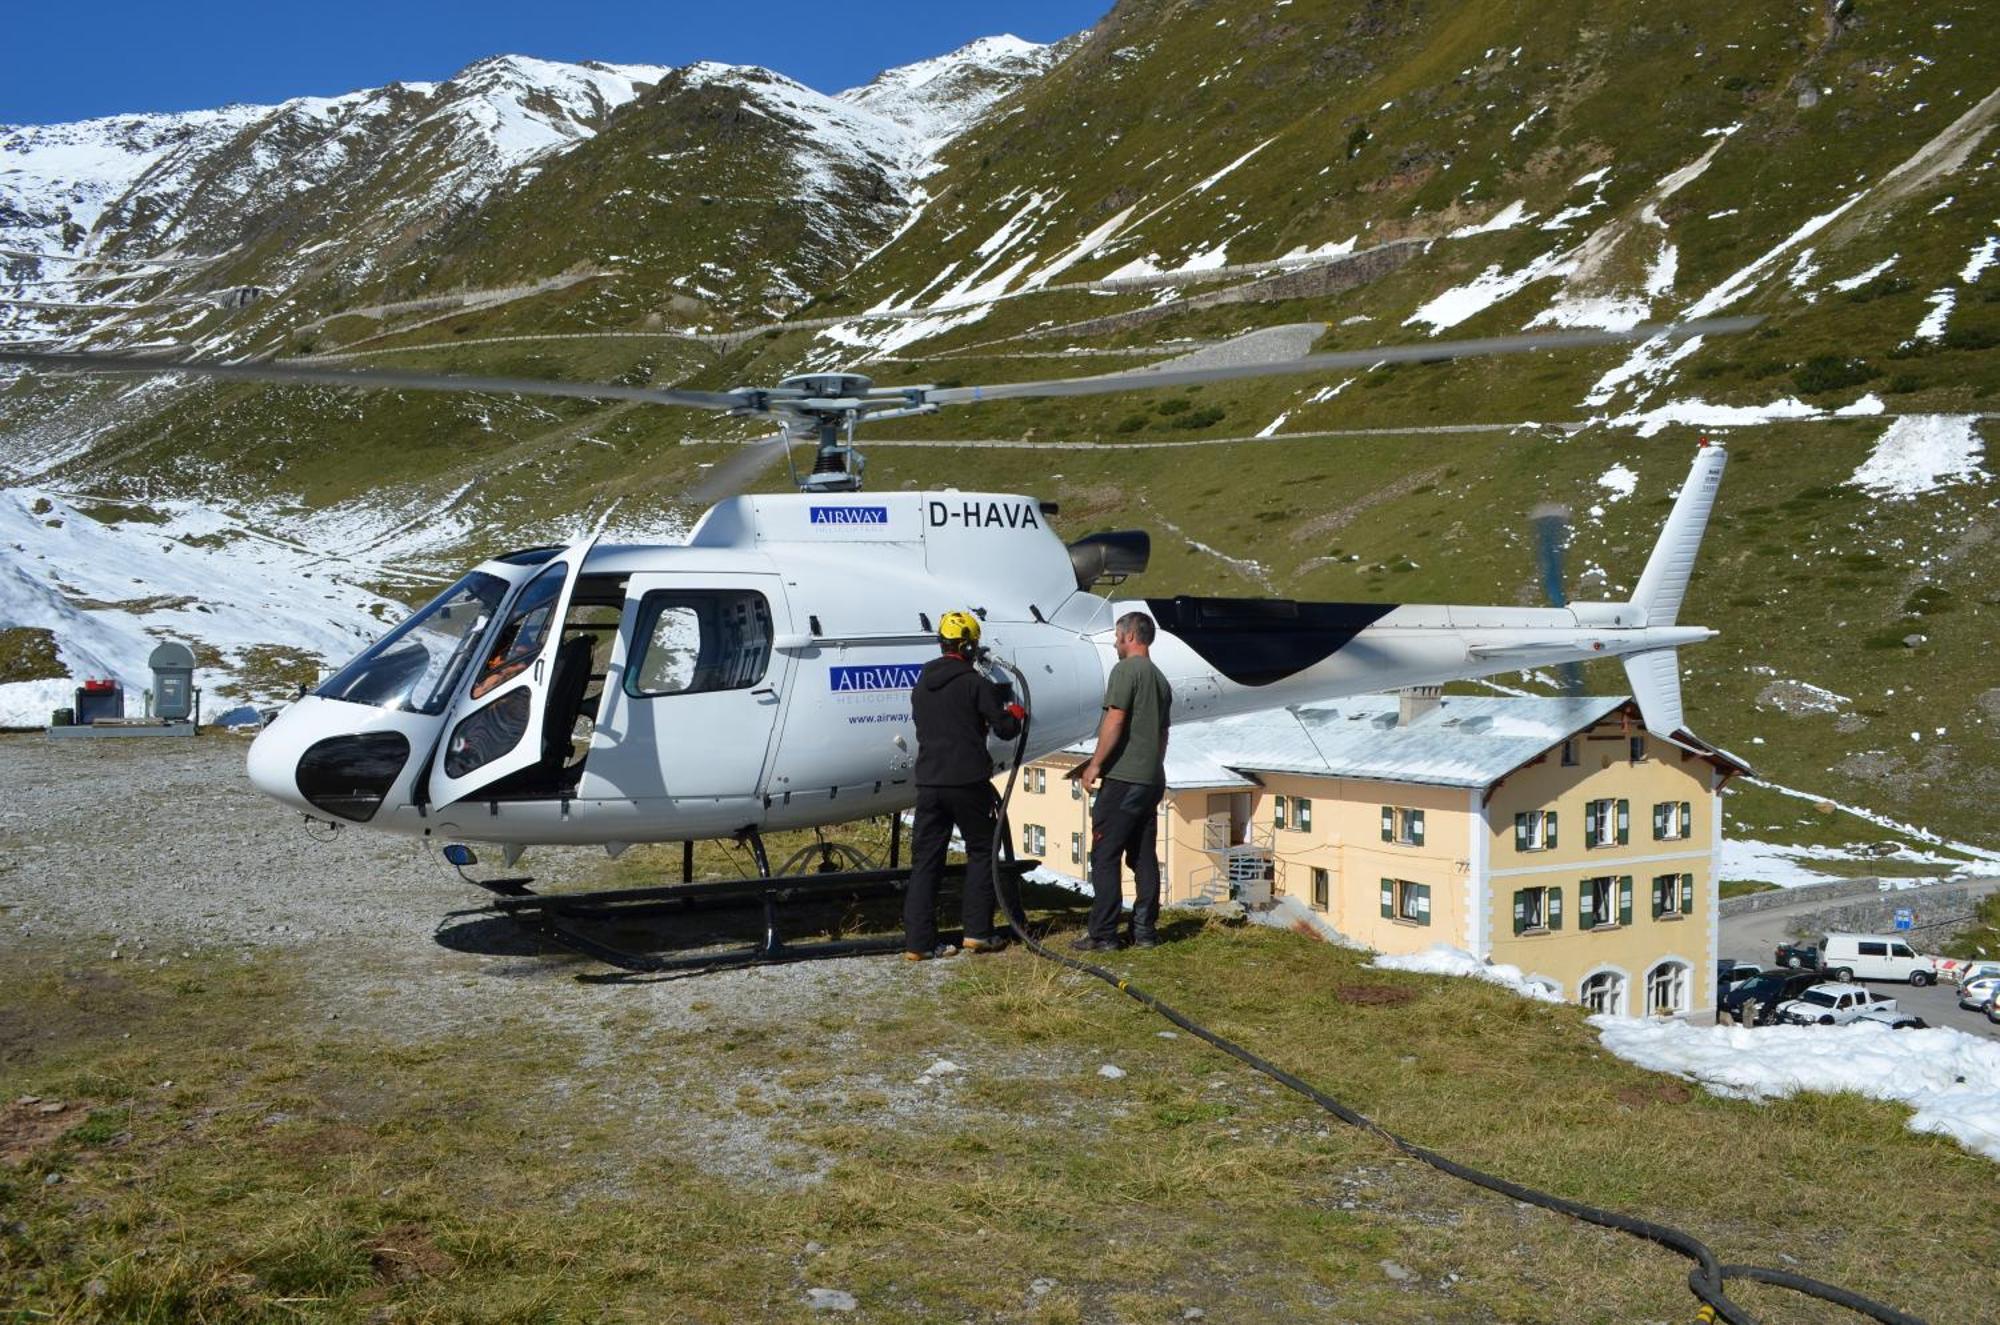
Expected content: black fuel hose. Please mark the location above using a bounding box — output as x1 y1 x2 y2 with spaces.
982 655 1922 1325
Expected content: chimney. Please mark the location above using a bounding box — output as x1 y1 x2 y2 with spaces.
1397 686 1443 725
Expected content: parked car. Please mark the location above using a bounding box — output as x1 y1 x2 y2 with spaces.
1775 942 1819 969
1724 968 1831 1027
1944 959 2000 988
1815 932 1936 986
1987 995 2000 1026
1852 1006 1927 1030
1956 974 2000 1012
1775 982 1902 1026
1714 959 1764 1013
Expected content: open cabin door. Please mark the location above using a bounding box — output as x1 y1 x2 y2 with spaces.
428 537 597 808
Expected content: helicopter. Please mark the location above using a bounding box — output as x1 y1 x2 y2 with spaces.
2 319 1749 876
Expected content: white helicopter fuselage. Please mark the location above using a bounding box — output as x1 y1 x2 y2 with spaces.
246 446 1726 849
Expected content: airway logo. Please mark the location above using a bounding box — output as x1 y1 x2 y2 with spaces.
829 663 923 692
811 506 889 525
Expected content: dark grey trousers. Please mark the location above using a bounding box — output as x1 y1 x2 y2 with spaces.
1087 778 1163 942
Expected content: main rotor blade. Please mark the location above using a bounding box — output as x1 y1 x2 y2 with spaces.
924 317 1761 405
0 348 748 411
683 435 791 507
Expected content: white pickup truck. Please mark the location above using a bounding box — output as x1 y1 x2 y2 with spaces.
1774 982 1924 1029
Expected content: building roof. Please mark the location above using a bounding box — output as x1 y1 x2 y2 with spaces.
1061 694 1636 791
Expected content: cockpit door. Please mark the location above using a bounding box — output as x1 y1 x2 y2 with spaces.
428 536 597 808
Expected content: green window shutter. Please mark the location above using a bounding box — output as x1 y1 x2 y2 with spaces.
1681 801 1693 840
1513 889 1528 934
1380 879 1395 919
1274 795 1286 829
1545 810 1558 849
1651 875 1664 919
1584 803 1599 849
1515 813 1528 852
1413 883 1431 925
1618 875 1634 926
1579 882 1596 928
1381 806 1394 842
1652 802 1666 840
1548 887 1563 931
1411 809 1425 847
1616 799 1631 846
1681 874 1695 915
1299 799 1313 831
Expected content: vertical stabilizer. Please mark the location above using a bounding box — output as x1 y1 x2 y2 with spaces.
1622 648 1686 738
1631 443 1727 626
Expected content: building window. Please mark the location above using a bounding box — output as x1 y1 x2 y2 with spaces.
1580 971 1626 1016
1646 960 1690 1017
1579 875 1634 930
1652 800 1693 841
1583 798 1629 849
1022 824 1046 856
1071 775 1083 801
1629 735 1647 763
1295 798 1313 831
1511 885 1563 934
1561 738 1579 767
1651 873 1694 919
1273 794 1288 829
1311 867 1329 912
1512 809 1558 852
1027 767 1046 794
1380 805 1426 846
1380 878 1431 926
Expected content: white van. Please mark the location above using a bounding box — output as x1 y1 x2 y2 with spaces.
1818 933 1936 986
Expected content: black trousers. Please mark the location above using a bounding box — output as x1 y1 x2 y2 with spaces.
1088 778 1164 942
904 782 1001 952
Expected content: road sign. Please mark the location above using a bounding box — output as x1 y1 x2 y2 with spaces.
1893 908 1914 931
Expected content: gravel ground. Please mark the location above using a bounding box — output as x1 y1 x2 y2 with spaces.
3 738 953 1053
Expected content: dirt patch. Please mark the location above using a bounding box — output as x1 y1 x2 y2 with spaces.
369 1223 455 1283
1 1097 83 1166
0 626 65 684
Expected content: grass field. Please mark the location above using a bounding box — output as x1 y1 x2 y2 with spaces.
3 913 1993 1324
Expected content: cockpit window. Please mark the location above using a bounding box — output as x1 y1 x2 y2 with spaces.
317 572 509 714
469 562 567 699
626 590 772 696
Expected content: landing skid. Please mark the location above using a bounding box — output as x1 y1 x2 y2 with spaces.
453 858 1038 977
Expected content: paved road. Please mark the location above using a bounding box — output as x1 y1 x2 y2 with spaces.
1720 879 2000 1040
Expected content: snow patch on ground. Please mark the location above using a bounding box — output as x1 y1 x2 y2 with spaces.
1602 396 1821 438
1830 255 1899 292
1593 1017 2000 1164
1960 231 1998 284
1596 463 1637 501
1913 288 1956 341
1448 199 1533 238
1406 249 1569 332
1370 944 1564 1002
1846 415 1988 497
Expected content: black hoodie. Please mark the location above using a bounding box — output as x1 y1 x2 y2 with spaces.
910 653 1021 786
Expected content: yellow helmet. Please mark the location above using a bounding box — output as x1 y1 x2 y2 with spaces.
938 610 982 649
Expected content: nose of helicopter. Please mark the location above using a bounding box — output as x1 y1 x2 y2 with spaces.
246 711 310 813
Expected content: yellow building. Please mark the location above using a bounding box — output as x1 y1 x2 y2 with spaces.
1006 691 1747 1020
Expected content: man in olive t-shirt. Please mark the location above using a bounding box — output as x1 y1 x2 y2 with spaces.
1068 611 1173 950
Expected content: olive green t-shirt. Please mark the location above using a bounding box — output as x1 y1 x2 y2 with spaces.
1102 655 1172 786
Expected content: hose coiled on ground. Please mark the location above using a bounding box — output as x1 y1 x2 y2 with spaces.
982 655 1921 1325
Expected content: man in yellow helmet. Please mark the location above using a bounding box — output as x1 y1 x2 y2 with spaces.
903 609 1026 960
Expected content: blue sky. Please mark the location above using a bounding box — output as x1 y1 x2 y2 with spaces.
1 1 1109 124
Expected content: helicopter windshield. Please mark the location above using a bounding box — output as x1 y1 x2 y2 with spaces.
317 571 510 714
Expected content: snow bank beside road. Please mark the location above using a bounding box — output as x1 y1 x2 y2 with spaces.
1594 1017 2000 1164
1371 944 1563 1002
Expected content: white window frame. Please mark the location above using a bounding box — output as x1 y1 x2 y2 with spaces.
1652 872 1694 919
1645 960 1691 1017
1393 879 1430 924
1520 885 1549 931
1580 969 1628 1016
1023 824 1046 856
1582 875 1619 930
1518 809 1552 852
1385 805 1425 846
1029 767 1046 794
1070 831 1083 865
